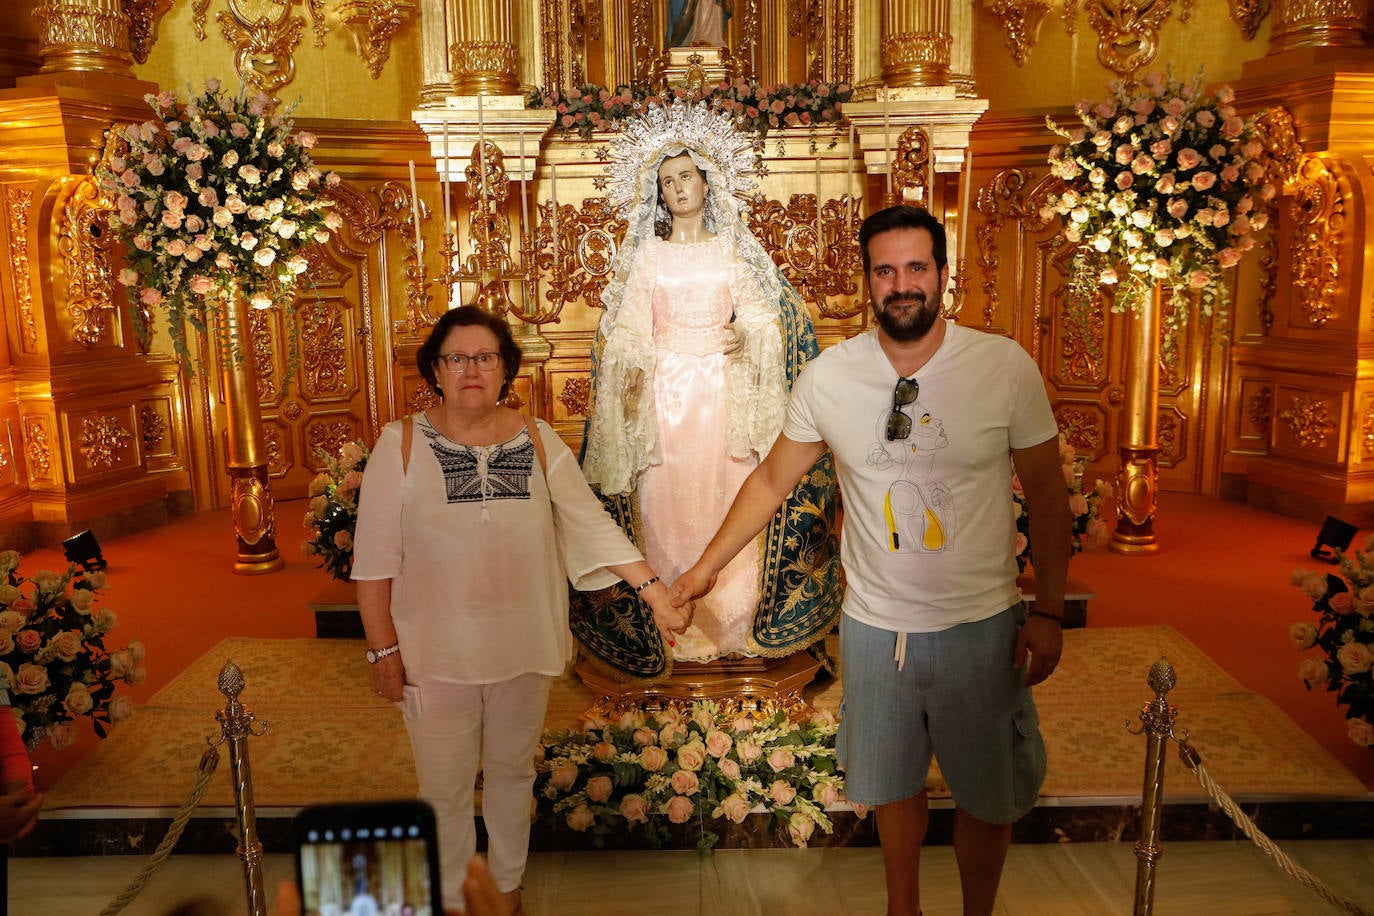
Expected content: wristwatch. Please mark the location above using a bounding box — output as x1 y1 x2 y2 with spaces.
365 643 400 664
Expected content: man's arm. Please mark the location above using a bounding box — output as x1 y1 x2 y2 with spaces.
671 435 827 605
1011 435 1073 685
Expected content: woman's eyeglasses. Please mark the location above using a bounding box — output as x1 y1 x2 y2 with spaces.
438 351 501 372
886 377 919 441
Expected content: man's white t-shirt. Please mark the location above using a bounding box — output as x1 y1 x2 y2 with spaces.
782 321 1059 633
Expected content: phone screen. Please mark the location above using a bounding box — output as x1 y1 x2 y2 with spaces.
295 801 442 916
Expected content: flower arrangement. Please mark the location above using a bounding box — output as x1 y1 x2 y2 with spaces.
1291 550 1374 748
0 552 143 751
95 78 343 364
1013 433 1111 574
529 79 852 140
536 700 848 851
1044 69 1275 349
302 439 370 581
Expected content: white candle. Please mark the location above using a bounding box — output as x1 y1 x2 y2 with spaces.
477 95 487 203
408 159 423 257
441 118 451 235
814 154 822 264
550 162 559 256
848 123 856 235
959 147 974 266
519 132 528 240
883 92 892 201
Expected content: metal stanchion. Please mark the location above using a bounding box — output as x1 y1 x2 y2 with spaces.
210 660 270 916
1128 657 1177 916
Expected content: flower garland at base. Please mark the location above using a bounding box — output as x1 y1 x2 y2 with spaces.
537 700 850 851
1012 433 1112 574
302 440 370 582
0 552 144 752
1291 549 1374 749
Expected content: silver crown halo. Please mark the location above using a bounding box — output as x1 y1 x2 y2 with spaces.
606 99 761 222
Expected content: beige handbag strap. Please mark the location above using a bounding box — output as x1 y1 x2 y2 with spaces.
401 415 414 474
523 414 547 476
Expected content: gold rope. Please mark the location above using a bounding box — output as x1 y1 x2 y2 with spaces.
98 745 222 916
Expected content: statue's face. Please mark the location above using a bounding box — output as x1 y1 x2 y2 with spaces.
657 153 708 221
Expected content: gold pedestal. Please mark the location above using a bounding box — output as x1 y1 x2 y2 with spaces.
661 46 733 91
1110 282 1162 556
575 652 821 717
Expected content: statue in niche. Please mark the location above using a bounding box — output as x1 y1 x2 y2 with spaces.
571 100 841 681
667 0 732 47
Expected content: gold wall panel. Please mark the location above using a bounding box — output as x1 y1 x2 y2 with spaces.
1270 383 1346 463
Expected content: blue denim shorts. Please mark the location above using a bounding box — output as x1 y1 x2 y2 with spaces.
836 605 1047 824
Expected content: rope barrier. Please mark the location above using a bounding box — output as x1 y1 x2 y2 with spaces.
98 745 222 916
1173 738 1372 916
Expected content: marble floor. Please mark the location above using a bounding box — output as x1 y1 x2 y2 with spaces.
14 840 1374 915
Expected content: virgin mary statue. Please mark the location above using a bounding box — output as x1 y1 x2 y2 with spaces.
573 101 841 680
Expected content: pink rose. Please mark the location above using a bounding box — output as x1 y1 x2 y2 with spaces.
659 722 687 748
633 726 656 746
665 795 695 824
1347 717 1374 747
1115 172 1134 190
592 741 616 762
719 758 741 780
639 745 668 772
549 761 579 790
670 769 700 796
1299 656 1329 688
14 662 48 694
732 716 755 734
1329 592 1355 615
1176 148 1201 170
769 780 797 805
813 782 839 807
565 805 595 831
65 683 94 715
676 740 706 772
619 794 649 824
585 775 613 803
737 740 763 764
714 793 751 824
10 596 36 618
188 275 215 296
1167 198 1189 219
705 729 733 758
1164 97 1186 115
14 629 41 653
787 812 816 847
767 748 796 772
1337 642 1373 674
140 287 163 307
1192 171 1217 191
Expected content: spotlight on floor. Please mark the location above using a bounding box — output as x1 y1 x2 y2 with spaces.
1310 516 1357 564
62 529 107 573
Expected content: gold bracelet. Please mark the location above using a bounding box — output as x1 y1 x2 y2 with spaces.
634 576 660 594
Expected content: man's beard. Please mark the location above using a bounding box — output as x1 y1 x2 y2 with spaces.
874 291 939 342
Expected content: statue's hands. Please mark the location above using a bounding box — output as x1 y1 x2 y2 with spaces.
722 322 744 356
623 367 644 417
639 579 691 645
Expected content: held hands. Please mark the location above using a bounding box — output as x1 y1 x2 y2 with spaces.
670 563 718 610
1013 614 1063 687
0 785 43 844
369 652 405 703
639 579 692 645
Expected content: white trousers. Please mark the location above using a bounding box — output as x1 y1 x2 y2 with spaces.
400 672 551 905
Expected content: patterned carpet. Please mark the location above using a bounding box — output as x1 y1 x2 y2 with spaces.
45 626 1367 810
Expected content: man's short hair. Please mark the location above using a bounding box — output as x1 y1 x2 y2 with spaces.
859 205 948 274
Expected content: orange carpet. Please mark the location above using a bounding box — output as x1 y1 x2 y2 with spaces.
16 491 1374 793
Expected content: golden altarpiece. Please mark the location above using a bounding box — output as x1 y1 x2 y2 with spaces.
0 0 1372 573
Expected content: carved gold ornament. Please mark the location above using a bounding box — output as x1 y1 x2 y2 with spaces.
79 415 133 469
140 404 167 451
558 377 592 418
23 418 51 481
1252 107 1301 334
340 0 416 79
1280 396 1336 448
1054 406 1103 452
1083 0 1183 84
193 0 328 101
307 420 354 462
1363 400 1374 460
299 302 349 396
892 125 932 206
988 0 1052 66
4 187 38 353
1246 386 1272 437
450 40 518 91
247 307 278 402
745 192 863 319
231 473 275 545
125 0 176 63
1228 0 1270 39
1289 157 1343 328
56 177 119 348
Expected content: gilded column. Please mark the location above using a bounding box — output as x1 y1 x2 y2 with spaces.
220 291 284 575
29 0 135 77
451 0 518 95
1110 284 1162 555
881 0 952 88
418 0 455 104
1268 0 1368 54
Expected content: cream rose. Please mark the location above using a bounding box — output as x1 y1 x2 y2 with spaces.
14 662 48 694
769 780 797 805
812 781 839 807
1347 717 1374 747
1288 622 1318 650
670 769 700 796
719 758 741 780
1298 656 1329 688
676 740 707 772
619 794 649 824
633 727 657 746
0 611 22 631
584 775 613 803
659 722 687 748
549 761 579 791
109 694 133 724
787 812 816 847
705 729 733 758
665 795 695 824
65 683 94 715
592 741 616 762
639 745 668 772
49 629 83 662
565 805 595 832
1337 642 1373 674
767 748 796 772
47 722 75 751
714 793 751 824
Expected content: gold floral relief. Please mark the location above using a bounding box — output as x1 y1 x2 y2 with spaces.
339 0 416 79
262 424 284 473
1288 156 1342 328
1053 406 1103 453
745 193 862 319
1156 408 1183 466
989 0 1052 66
892 126 931 205
57 177 118 348
307 419 355 461
408 384 439 413
125 0 176 64
5 187 38 352
558 376 592 418
537 196 629 324
1362 400 1374 461
247 307 279 403
1228 0 1270 39
1246 385 1272 438
79 415 133 470
1084 0 1177 84
1279 395 1336 449
300 301 349 397
195 0 328 101
541 0 565 89
22 417 51 481
139 404 167 452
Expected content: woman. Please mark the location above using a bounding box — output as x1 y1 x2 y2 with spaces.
576 100 841 678
351 306 687 915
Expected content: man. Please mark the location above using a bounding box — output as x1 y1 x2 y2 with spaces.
672 205 1070 915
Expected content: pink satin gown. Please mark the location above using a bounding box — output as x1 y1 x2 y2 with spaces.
639 237 761 661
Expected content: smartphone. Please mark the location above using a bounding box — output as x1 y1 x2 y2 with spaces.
293 799 443 916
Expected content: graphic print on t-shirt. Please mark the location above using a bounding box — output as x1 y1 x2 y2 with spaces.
422 428 536 504
865 391 956 553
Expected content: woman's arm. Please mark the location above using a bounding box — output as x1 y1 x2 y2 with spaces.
357 578 404 702
604 559 692 642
